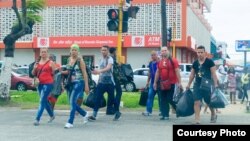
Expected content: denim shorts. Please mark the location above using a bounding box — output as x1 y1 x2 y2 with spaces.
193 86 211 104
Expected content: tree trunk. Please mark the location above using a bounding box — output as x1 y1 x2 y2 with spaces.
0 57 13 101
0 40 16 101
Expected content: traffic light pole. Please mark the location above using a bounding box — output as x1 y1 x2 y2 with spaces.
172 22 176 58
161 0 167 47
117 0 124 64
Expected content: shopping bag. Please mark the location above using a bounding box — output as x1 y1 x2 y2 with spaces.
83 89 106 108
176 89 194 117
209 88 229 108
139 87 148 106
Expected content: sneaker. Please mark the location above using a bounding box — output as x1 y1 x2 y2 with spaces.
64 123 73 129
48 116 55 123
88 115 96 121
142 112 152 116
33 120 39 126
210 115 217 123
83 112 89 124
113 112 122 121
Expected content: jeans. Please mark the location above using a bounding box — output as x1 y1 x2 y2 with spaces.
36 84 54 121
160 84 176 117
114 81 122 112
93 83 115 117
242 84 249 102
67 80 87 124
146 84 160 113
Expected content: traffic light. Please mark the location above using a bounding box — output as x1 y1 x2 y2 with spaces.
107 9 129 33
167 27 172 42
107 9 119 31
128 6 140 19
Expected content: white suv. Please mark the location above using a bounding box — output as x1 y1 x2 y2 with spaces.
179 63 192 87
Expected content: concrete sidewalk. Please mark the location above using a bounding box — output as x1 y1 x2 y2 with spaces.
0 103 249 141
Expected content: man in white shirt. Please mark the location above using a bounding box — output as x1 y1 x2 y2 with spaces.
218 60 228 87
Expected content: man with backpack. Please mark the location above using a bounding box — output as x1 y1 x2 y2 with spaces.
108 47 122 119
153 47 182 120
88 45 118 121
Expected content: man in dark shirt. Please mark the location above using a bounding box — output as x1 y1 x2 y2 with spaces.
186 45 218 124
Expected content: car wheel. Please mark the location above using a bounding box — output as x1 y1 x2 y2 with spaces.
125 82 135 92
16 82 27 91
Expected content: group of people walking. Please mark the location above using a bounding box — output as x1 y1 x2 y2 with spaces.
31 43 249 127
142 45 248 124
217 60 249 104
31 44 123 128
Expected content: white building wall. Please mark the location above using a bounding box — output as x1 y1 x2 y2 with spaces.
10 49 34 66
187 7 211 52
127 48 157 69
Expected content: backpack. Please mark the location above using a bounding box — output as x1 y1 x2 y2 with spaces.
113 61 128 84
28 62 35 78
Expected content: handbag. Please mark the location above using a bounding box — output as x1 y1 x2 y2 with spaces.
200 77 212 92
139 87 148 106
160 80 171 90
83 89 106 108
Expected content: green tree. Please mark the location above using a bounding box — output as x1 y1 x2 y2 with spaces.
0 0 45 101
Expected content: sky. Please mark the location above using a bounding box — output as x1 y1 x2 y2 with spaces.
205 0 250 63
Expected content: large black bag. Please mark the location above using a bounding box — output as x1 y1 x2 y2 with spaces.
83 89 106 108
139 88 148 106
209 88 229 108
176 89 194 117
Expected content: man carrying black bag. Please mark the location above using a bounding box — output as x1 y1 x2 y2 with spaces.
186 45 218 124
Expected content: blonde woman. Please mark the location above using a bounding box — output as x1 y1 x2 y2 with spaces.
63 44 89 129
32 48 56 126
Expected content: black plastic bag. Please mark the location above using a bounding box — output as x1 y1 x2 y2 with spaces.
139 88 148 106
209 88 229 108
238 88 243 99
176 89 194 117
83 89 106 108
173 85 183 103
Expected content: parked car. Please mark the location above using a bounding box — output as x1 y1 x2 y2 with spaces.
132 68 149 91
11 71 36 91
12 66 29 76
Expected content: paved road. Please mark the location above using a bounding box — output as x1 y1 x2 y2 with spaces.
0 103 249 141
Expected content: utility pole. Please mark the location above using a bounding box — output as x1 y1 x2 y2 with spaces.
117 0 125 64
172 22 176 58
161 0 167 47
